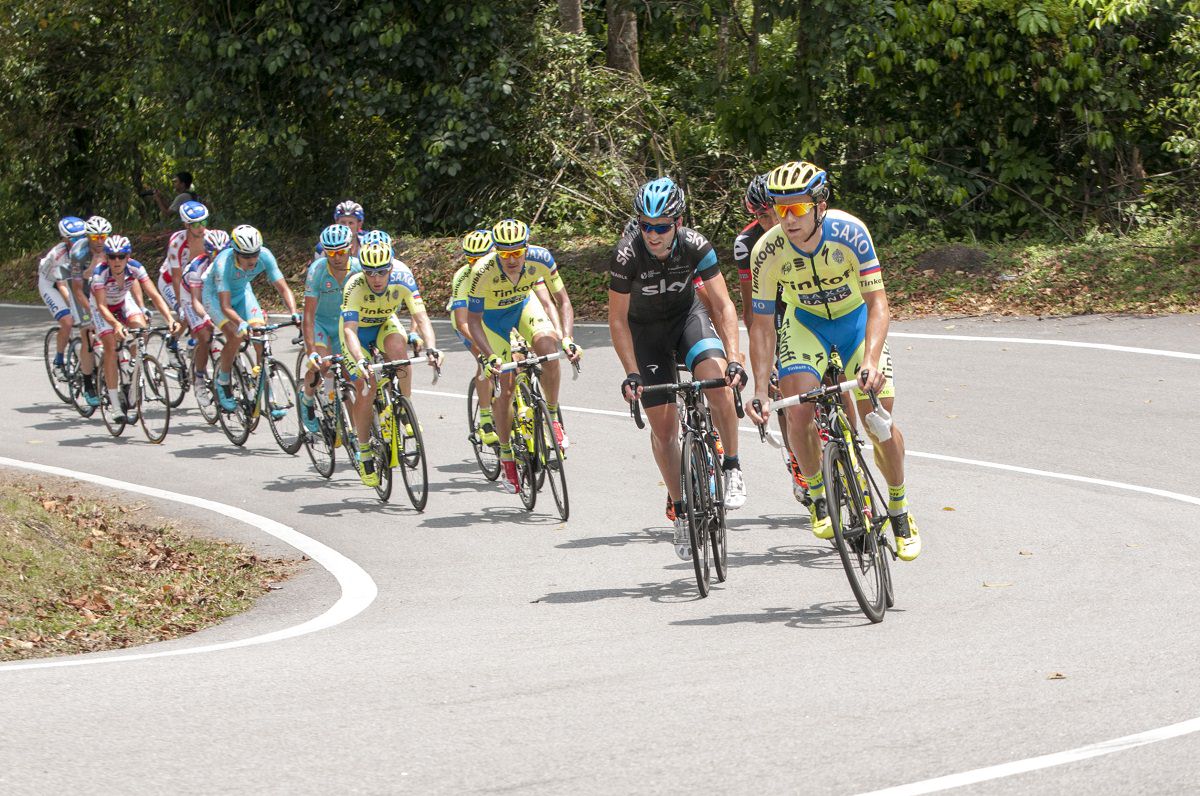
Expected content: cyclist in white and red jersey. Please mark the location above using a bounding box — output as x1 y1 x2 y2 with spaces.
69 216 113 406
179 229 229 401
39 216 86 379
159 201 209 318
90 235 180 420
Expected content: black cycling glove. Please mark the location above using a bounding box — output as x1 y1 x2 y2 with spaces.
620 372 643 401
726 361 748 389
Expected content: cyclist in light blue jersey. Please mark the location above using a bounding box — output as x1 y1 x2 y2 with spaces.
299 224 362 432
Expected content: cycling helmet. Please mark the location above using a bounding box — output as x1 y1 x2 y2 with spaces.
103 235 132 255
203 229 230 254
320 224 353 252
84 215 112 236
230 224 263 255
359 241 393 270
744 174 772 213
361 229 392 247
333 200 364 222
634 177 685 219
58 216 86 239
179 200 210 224
492 218 529 250
766 161 830 203
462 229 494 256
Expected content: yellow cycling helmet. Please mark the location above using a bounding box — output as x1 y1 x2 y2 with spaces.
492 218 529 250
766 161 831 203
462 229 494 257
360 241 393 270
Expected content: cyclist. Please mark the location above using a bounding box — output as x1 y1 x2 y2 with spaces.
159 201 209 324
745 161 920 561
609 177 748 560
315 200 365 256
466 218 581 494
179 229 229 402
68 215 113 406
201 224 301 413
39 216 87 380
448 229 500 444
299 224 362 433
339 240 441 487
90 235 181 421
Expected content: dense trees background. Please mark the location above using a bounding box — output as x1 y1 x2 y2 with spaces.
1 0 1197 256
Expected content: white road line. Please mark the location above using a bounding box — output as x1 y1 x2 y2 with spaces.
890 332 1200 360
0 457 378 673
0 354 41 361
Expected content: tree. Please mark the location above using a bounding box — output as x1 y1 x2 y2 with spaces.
607 0 640 76
558 0 584 33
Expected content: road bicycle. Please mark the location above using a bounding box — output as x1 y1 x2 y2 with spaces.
362 356 438 510
216 320 302 453
754 348 896 622
97 327 171 443
630 376 742 597
42 325 75 404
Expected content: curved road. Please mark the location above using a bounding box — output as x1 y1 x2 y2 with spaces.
2 305 1198 794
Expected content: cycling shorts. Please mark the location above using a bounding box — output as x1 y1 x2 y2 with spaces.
631 298 726 409
453 329 472 350
777 302 894 400
479 297 554 363
340 315 405 355
203 284 266 331
39 276 72 322
312 317 343 354
91 294 144 338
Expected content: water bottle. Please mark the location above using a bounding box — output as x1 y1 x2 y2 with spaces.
864 408 893 442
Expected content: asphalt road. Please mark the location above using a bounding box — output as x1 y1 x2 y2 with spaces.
2 305 1199 795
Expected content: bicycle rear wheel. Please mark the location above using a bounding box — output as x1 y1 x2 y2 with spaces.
98 367 127 437
395 394 428 511
823 442 886 622
44 327 72 403
371 410 392 503
511 396 537 511
266 359 302 455
137 355 171 443
467 378 501 481
533 396 568 521
145 331 188 408
217 361 253 446
682 433 713 597
302 375 337 479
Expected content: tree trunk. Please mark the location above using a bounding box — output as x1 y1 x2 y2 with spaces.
558 0 583 34
748 0 762 75
607 0 640 77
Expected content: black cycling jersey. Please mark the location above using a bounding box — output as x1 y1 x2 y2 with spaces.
733 220 765 282
608 225 721 323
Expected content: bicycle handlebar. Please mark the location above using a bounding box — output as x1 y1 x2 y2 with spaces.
628 378 744 430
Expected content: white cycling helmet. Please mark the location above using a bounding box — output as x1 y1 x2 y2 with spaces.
204 229 230 254
84 215 112 236
180 200 210 224
230 224 263 255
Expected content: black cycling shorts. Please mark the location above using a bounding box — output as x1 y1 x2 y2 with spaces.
631 299 726 408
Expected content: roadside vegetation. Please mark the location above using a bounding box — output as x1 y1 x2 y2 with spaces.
0 476 295 661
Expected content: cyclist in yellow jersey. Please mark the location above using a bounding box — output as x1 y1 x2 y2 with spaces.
466 218 581 494
341 240 441 487
745 161 920 561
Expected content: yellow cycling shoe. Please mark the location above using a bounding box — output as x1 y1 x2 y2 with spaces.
892 512 921 561
479 421 499 446
359 462 379 488
810 497 834 540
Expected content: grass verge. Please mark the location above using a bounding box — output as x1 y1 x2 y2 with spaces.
0 475 296 662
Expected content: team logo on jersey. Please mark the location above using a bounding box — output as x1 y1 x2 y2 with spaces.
640 279 689 296
615 246 633 267
366 293 376 303
683 229 706 248
324 280 333 290
647 364 659 374
829 220 873 257
832 249 844 265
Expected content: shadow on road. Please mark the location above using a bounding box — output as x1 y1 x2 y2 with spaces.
296 497 423 518
670 601 888 629
726 513 808 532
55 435 137 448
724 545 843 571
533 577 701 604
556 528 660 549
170 444 292 460
436 461 485 475
418 507 563 529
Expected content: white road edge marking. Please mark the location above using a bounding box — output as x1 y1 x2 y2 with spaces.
0 354 41 361
0 457 378 673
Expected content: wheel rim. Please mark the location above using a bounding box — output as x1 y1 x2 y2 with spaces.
137 355 171 443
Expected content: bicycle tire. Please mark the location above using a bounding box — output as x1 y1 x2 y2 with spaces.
337 394 362 481
682 433 712 597
707 434 728 583
98 366 127 437
193 359 220 426
44 327 72 403
237 350 262 433
265 359 302 455
533 396 568 521
146 331 188 408
512 383 537 510
302 376 336 479
217 359 252 447
371 410 392 503
137 354 171 443
66 337 96 417
823 442 886 622
395 394 429 511
466 378 501 481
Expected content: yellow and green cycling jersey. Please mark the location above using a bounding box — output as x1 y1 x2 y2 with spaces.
749 209 884 321
341 260 425 328
446 263 472 313
466 245 563 313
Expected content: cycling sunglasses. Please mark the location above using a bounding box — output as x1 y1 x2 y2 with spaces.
774 201 816 218
88 234 108 241
325 247 351 258
639 221 674 235
106 253 129 260
187 220 207 229
497 247 526 260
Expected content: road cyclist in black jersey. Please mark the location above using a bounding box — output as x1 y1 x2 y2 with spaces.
608 177 748 561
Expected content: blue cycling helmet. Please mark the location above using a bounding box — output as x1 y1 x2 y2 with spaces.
103 235 132 255
180 200 210 224
58 216 86 239
320 224 353 252
361 229 392 247
634 177 685 219
334 200 364 222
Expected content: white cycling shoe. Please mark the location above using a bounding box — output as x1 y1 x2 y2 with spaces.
723 467 746 510
672 516 692 561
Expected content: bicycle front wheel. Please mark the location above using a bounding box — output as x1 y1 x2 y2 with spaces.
823 442 886 622
137 355 171 443
396 394 428 511
707 435 727 583
534 396 568 521
467 378 500 481
266 359 302 455
44 327 72 403
145 331 188 408
682 433 713 597
217 360 253 447
98 367 127 437
67 337 96 417
303 384 337 479
511 392 537 511
371 410 393 503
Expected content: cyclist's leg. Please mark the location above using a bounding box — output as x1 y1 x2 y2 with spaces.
347 324 382 444
243 290 267 366
631 316 684 503
378 316 413 397
480 306 519 448
684 302 737 460
523 299 561 404
40 277 74 359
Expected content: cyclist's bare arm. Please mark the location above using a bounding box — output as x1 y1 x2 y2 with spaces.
696 271 743 363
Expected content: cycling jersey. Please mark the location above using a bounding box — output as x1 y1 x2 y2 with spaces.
732 221 765 284
91 260 150 307
306 256 363 326
69 239 101 285
749 209 883 321
446 263 472 313
340 260 425 328
607 226 719 323
38 243 72 283
203 246 284 297
160 230 196 283
180 254 214 331
466 245 563 313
